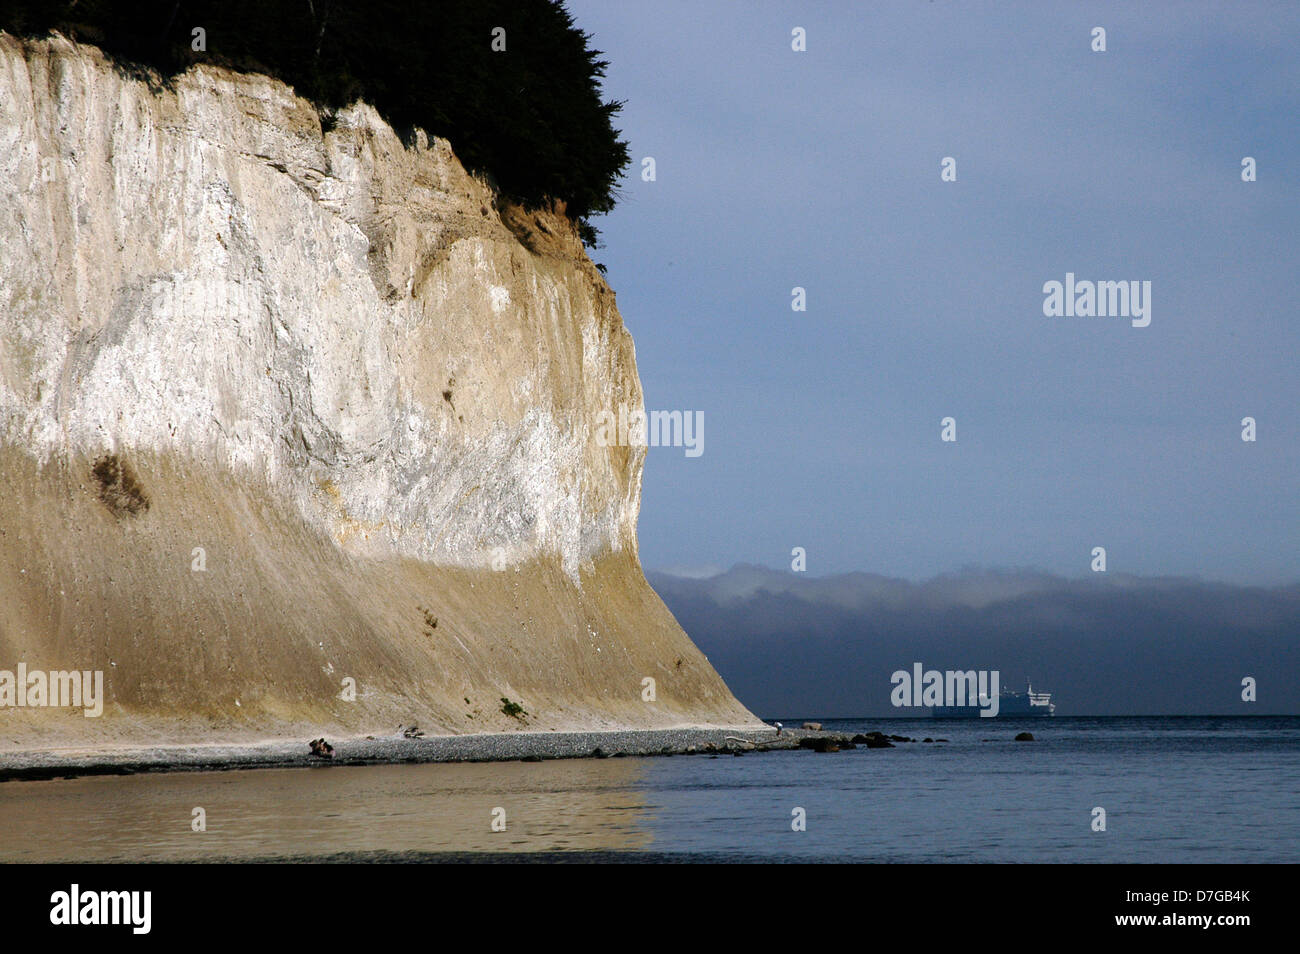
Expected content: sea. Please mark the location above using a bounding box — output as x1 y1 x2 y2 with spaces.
2 716 1296 863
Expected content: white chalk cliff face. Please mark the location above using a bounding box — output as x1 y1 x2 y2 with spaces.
0 34 759 745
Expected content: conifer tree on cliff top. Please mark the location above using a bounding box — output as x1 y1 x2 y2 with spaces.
0 0 630 246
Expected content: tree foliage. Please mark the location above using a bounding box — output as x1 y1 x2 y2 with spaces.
0 0 629 240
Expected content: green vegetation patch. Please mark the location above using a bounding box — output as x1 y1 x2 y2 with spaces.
500 697 526 720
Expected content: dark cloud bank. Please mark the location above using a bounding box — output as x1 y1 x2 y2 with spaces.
649 565 1300 719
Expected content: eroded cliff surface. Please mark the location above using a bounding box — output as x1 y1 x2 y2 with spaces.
0 34 759 746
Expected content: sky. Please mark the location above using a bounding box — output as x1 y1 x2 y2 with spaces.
564 1 1299 586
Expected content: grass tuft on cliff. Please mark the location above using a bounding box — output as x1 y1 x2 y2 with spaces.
0 0 630 244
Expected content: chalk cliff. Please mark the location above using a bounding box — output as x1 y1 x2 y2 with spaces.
0 33 759 747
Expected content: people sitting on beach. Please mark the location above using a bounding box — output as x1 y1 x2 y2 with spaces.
309 738 334 758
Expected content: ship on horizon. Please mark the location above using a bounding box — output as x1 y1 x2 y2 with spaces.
932 681 1056 717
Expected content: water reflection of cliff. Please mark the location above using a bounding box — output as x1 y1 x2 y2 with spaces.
0 761 654 861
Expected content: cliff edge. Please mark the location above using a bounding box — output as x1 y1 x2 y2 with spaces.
0 34 760 748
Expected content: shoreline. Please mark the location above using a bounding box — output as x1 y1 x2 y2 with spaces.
0 725 877 782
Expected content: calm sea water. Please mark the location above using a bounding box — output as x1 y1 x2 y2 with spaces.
2 716 1296 863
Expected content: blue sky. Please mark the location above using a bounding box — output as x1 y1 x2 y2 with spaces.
565 1 1299 585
